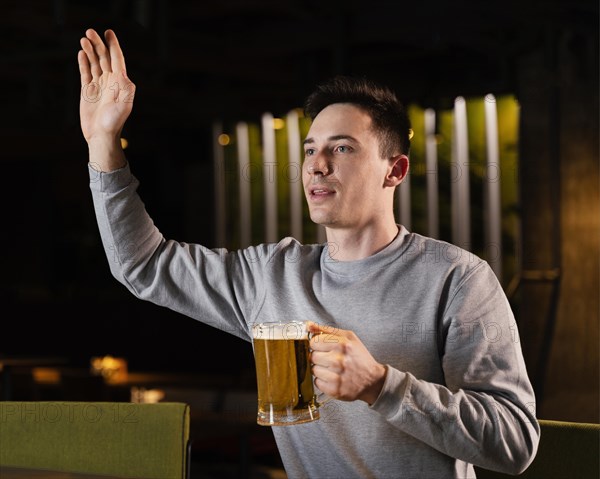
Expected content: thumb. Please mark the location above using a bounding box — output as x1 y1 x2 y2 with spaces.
307 321 325 334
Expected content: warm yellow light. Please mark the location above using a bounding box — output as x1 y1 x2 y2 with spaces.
218 134 230 146
408 128 414 140
273 118 285 130
90 355 128 383
120 137 128 149
32 367 60 384
131 386 165 404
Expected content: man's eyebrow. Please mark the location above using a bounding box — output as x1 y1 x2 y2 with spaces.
303 135 359 145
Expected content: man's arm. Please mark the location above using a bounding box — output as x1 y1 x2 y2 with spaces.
78 28 133 172
309 263 540 475
79 29 263 341
88 162 262 340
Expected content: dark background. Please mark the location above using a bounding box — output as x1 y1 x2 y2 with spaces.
1 0 598 422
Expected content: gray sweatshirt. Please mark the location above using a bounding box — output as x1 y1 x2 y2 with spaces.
89 163 540 479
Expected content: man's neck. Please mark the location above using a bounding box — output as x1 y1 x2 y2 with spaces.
325 221 400 262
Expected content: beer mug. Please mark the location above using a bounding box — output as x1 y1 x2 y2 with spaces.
252 320 329 426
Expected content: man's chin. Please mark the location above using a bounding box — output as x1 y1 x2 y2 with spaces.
310 214 335 227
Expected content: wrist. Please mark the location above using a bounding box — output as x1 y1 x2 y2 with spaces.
362 363 388 405
87 135 127 172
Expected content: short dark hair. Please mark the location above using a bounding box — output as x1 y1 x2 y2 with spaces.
303 75 411 158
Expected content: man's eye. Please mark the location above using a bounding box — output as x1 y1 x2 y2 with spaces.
334 145 351 153
304 148 315 156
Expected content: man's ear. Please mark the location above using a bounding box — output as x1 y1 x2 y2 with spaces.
384 154 409 187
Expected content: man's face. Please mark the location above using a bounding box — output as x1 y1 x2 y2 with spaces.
302 103 393 230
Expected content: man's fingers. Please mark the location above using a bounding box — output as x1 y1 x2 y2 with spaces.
86 29 112 74
80 36 102 81
105 29 128 74
312 365 339 386
310 334 335 351
311 350 343 371
77 50 92 86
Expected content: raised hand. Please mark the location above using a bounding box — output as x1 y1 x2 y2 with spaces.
78 29 135 170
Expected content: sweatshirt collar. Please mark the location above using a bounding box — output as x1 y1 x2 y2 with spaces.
320 225 411 277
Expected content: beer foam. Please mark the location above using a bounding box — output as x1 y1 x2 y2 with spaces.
252 321 309 340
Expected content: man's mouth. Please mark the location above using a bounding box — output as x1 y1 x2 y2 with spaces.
309 186 335 198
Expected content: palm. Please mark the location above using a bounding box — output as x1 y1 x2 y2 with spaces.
80 71 134 141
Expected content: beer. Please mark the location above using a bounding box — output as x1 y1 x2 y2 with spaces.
252 321 319 426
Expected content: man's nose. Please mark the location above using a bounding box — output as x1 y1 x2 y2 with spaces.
306 154 330 176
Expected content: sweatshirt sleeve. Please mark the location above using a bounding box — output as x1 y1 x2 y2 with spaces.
370 261 540 475
88 162 265 342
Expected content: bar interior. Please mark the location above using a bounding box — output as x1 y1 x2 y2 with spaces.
1 1 598 478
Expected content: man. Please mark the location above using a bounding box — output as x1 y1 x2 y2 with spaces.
78 28 539 478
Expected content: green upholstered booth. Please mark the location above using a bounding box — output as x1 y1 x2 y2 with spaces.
475 419 600 479
0 401 190 479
